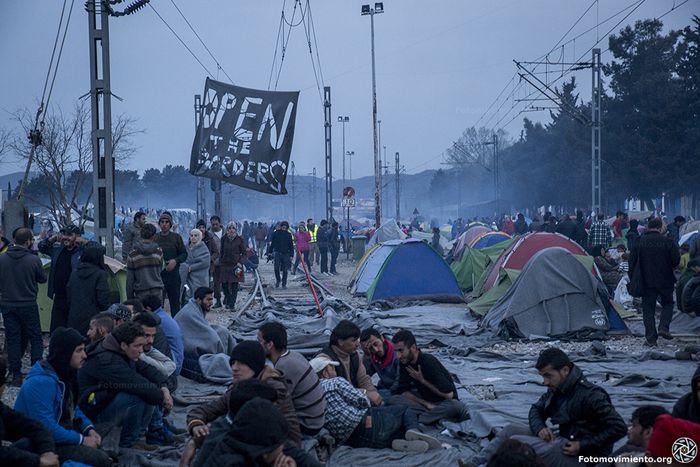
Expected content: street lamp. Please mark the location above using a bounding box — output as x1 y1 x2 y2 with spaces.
346 151 355 180
361 3 384 228
338 116 350 192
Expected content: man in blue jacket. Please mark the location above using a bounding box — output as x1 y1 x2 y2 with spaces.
15 327 112 467
38 224 93 331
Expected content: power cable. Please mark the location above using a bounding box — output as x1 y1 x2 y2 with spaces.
148 3 215 78
168 0 235 83
45 0 75 113
300 0 324 104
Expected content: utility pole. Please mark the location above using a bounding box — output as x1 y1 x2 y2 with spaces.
395 151 401 220
323 87 333 222
310 167 317 220
338 116 350 193
347 151 354 180
483 133 499 215
194 95 206 221
291 162 296 222
591 48 602 214
362 3 384 228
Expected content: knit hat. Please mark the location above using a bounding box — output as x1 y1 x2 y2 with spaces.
106 303 132 322
196 219 207 228
229 341 266 377
159 211 173 224
647 414 700 464
229 398 289 455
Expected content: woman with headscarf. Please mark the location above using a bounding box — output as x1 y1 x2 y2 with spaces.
219 222 246 310
66 245 110 336
181 228 211 301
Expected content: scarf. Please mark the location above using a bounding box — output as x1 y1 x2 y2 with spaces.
372 339 395 370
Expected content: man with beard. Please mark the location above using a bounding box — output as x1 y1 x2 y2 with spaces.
360 328 400 400
122 211 147 262
389 330 468 425
15 328 112 466
86 312 116 343
155 211 188 315
39 224 93 331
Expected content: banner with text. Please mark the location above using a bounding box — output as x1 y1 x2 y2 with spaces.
190 78 299 195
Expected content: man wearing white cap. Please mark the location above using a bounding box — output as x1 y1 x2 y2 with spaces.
310 355 442 453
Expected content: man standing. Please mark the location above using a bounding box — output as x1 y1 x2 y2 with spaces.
469 348 627 467
122 211 146 262
307 218 319 268
268 221 294 289
0 228 47 386
39 224 92 331
555 214 577 241
208 216 224 308
126 223 164 300
667 216 686 244
611 211 624 239
588 214 612 253
389 330 468 425
629 217 680 346
257 321 327 436
316 220 330 275
155 211 187 315
329 221 340 275
15 328 112 467
254 222 268 258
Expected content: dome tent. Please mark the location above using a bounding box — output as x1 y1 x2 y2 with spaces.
481 247 626 339
469 231 511 250
451 237 514 292
351 238 463 303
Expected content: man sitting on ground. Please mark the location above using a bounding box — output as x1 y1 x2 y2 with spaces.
187 341 300 446
360 327 400 400
614 405 669 459
15 328 112 467
0 356 60 467
258 321 327 436
468 347 627 467
318 320 382 406
312 355 441 452
86 312 115 343
142 293 184 375
105 303 132 326
673 365 700 423
78 321 174 450
389 330 468 425
174 286 235 382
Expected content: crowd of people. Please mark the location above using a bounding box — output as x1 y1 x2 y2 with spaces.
0 205 699 466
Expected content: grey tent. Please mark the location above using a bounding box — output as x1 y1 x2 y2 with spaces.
480 247 611 339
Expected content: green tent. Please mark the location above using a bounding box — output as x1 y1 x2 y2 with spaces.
468 255 596 317
38 256 127 332
451 238 514 292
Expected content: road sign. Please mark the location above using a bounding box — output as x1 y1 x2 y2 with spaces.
341 197 356 208
343 186 355 198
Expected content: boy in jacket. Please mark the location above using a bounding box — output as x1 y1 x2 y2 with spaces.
15 328 112 466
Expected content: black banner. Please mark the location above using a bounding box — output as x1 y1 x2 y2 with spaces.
190 78 299 195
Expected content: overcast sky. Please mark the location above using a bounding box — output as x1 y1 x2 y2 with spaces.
0 0 695 180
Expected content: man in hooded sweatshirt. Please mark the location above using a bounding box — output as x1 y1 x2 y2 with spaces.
127 223 165 300
15 327 112 467
0 227 47 386
673 366 700 424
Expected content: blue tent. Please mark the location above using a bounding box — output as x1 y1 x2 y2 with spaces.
470 231 511 250
364 238 464 303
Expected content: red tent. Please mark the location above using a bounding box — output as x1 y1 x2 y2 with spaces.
482 232 591 293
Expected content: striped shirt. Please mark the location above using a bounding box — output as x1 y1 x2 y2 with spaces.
274 350 326 431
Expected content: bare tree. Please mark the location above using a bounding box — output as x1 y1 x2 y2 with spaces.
9 101 143 228
0 127 11 162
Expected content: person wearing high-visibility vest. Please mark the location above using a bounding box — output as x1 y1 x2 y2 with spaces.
307 218 319 270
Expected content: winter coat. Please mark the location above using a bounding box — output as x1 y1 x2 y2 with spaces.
514 219 528 235
594 256 622 291
254 226 267 242
329 226 340 252
121 221 142 262
625 229 640 252
268 230 294 256
182 241 211 293
202 231 220 266
673 365 700 424
682 275 700 314
528 364 627 456
77 334 165 420
15 361 95 446
0 401 55 467
67 262 110 335
38 237 95 298
126 241 164 297
316 226 331 249
0 245 46 306
220 235 246 283
187 365 301 446
208 229 223 266
556 219 578 240
628 231 680 291
294 230 311 252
